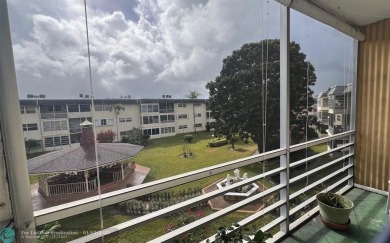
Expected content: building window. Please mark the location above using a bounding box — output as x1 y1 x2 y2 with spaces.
178 103 186 107
95 119 113 127
161 127 175 134
20 106 36 114
119 117 132 123
159 103 174 113
120 131 130 137
44 136 69 148
68 104 91 112
69 118 92 133
95 105 111 111
22 123 38 131
79 104 91 112
194 123 202 128
143 128 160 136
178 114 188 119
42 120 68 131
195 113 202 117
194 103 201 107
68 104 79 112
206 112 213 119
48 105 62 112
141 104 159 113
142 116 159 124
178 125 187 129
160 114 175 123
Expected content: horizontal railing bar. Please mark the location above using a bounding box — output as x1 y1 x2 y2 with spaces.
290 142 353 169
200 200 286 243
269 185 353 243
290 153 353 184
289 130 354 153
148 184 285 243
260 216 286 233
290 167 353 200
34 148 285 226
287 184 353 242
68 168 285 242
289 177 353 216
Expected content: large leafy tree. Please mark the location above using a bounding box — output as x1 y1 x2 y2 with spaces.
206 39 316 152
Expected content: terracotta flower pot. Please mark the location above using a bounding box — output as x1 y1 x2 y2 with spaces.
316 192 354 225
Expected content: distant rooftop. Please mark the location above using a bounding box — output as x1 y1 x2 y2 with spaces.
19 98 209 106
327 85 347 95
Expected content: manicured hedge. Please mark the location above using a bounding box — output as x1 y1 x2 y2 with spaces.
208 139 228 147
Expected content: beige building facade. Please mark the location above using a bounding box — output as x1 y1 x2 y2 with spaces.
20 98 214 152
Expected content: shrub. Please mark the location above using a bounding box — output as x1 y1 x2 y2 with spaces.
184 135 193 143
96 130 116 143
121 127 150 146
208 139 228 147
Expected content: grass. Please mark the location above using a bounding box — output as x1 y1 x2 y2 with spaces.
138 132 257 181
310 143 328 153
136 132 259 192
44 132 277 242
39 132 329 242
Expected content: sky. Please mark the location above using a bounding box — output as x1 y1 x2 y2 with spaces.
7 0 355 99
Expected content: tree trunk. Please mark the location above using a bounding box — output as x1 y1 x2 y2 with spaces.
193 103 196 133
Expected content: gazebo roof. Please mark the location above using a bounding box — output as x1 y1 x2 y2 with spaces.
28 143 143 175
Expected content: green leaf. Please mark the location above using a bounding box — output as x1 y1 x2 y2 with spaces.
242 235 252 241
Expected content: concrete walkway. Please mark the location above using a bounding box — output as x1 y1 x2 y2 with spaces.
31 164 150 211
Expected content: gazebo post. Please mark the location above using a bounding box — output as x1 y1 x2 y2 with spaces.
44 175 49 196
84 170 89 192
121 161 125 180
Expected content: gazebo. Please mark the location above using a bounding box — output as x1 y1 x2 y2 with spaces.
28 122 143 197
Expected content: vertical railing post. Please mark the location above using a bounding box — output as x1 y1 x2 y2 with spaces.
280 4 290 233
0 0 36 241
349 39 358 187
387 180 390 214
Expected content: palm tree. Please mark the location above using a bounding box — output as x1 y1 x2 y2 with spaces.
185 91 200 133
110 103 125 141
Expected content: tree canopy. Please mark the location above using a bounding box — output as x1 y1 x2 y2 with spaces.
121 127 150 146
206 39 316 152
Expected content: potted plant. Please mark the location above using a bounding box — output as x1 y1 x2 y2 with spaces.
316 192 354 230
211 223 271 243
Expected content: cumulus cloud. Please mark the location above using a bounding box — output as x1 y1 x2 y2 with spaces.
7 0 352 99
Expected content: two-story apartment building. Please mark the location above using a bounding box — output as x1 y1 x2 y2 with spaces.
20 98 214 152
316 90 329 132
327 85 349 135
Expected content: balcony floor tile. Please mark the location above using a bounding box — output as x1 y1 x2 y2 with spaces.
282 188 388 243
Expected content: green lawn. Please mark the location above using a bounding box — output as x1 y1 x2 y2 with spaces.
136 132 262 192
310 143 328 153
42 132 281 242
138 132 257 181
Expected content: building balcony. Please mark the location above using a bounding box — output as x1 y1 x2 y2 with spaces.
282 188 388 242
30 131 381 242
40 112 67 119
159 109 175 113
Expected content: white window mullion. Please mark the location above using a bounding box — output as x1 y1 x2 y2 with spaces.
279 4 290 234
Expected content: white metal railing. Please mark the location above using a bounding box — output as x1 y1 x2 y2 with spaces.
34 131 354 243
88 179 97 191
112 171 122 182
48 179 97 196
